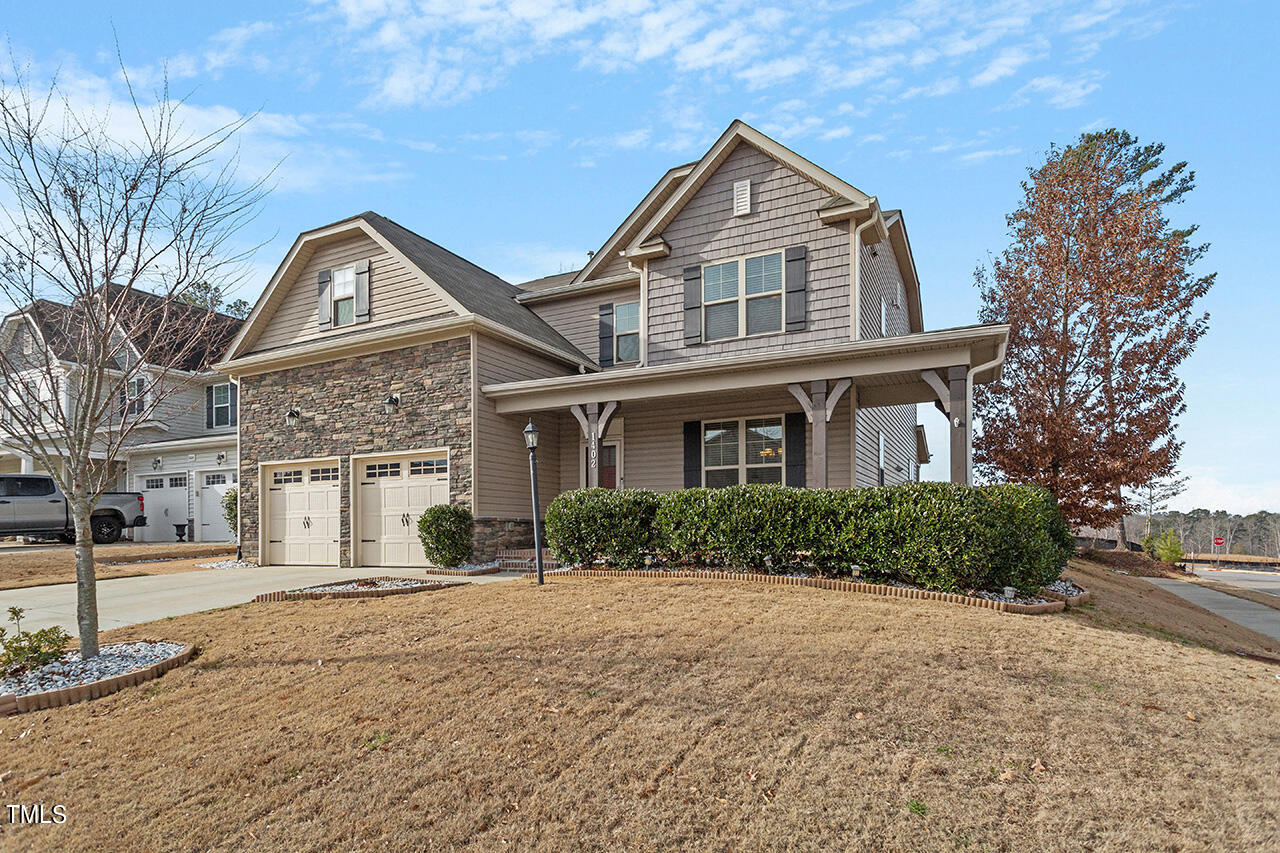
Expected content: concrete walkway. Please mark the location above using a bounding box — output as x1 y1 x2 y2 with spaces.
0 565 518 634
1192 568 1280 596
1147 577 1280 643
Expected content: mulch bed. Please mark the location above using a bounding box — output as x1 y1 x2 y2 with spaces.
525 568 1069 615
0 641 195 715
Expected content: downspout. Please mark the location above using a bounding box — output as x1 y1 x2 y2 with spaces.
850 197 882 341
963 338 1007 484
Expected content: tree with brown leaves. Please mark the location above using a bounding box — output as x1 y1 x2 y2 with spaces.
0 60 266 657
974 130 1213 545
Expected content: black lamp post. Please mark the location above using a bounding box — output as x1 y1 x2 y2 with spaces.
524 421 545 585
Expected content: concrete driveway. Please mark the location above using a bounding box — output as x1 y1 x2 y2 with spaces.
1192 568 1280 596
1 565 516 634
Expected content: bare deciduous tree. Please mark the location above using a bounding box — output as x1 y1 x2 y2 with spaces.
0 59 266 657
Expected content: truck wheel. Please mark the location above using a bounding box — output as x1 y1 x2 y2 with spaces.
91 516 122 545
57 531 76 544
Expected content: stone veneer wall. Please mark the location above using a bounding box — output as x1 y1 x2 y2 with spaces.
473 517 535 559
238 337 472 568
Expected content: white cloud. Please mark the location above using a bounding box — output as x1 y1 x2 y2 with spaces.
957 146 1021 163
970 43 1040 87
819 126 852 141
1010 71 1105 109
1169 472 1280 515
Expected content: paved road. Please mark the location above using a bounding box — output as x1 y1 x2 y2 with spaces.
1147 577 1280 643
0 565 516 634
1192 568 1280 596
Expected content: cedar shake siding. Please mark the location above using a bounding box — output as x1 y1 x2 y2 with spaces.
647 142 852 365
471 332 569 519
237 337 472 567
246 232 454 355
527 284 640 369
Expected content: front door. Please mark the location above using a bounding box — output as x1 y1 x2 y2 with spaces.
583 440 622 489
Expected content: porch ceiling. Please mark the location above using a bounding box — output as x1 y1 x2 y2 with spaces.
484 324 1008 414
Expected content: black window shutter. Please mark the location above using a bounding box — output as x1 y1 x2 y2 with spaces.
784 246 807 332
354 259 370 322
229 382 238 427
206 385 214 429
598 303 614 367
317 269 333 329
682 421 701 488
682 266 702 345
784 412 806 487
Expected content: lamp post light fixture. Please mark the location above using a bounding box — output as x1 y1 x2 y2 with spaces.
382 393 401 415
285 407 301 428
523 420 545 585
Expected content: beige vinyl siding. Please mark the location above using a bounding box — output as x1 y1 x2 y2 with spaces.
527 284 640 367
647 142 851 366
472 333 571 517
557 388 850 493
248 233 454 354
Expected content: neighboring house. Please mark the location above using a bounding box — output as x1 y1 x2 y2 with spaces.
218 120 1009 569
1074 517 1145 551
0 287 243 542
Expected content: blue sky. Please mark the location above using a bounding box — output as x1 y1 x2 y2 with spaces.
5 0 1277 512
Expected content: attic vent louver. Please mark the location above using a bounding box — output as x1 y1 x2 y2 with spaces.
733 179 751 216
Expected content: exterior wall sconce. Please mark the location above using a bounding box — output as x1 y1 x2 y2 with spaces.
383 393 401 415
285 407 301 428
216 452 227 465
151 457 162 470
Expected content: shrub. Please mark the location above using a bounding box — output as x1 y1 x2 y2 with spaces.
417 504 474 568
1 608 71 676
1153 529 1184 563
548 482 1074 593
221 487 238 536
543 489 659 571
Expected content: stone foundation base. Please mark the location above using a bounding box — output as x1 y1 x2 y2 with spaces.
473 517 535 562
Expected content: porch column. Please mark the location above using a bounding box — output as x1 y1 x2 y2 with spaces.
19 455 33 474
947 366 970 485
810 380 827 488
570 402 617 489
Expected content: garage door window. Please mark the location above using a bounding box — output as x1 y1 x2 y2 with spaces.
273 470 302 485
311 467 339 482
145 477 164 489
205 473 227 486
169 476 187 488
409 459 447 476
365 462 401 479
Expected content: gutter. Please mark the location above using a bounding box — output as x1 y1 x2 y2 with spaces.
850 198 884 340
961 337 1008 483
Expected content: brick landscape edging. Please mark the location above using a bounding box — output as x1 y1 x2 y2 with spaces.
522 569 1068 615
252 577 466 602
1040 588 1092 607
421 565 502 577
0 641 196 716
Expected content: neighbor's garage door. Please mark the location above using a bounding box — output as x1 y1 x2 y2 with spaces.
264 464 340 566
357 453 449 567
138 474 188 542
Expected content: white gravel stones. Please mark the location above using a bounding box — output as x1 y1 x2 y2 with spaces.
972 588 1050 605
297 579 435 593
1046 578 1086 597
195 559 258 570
1 641 185 697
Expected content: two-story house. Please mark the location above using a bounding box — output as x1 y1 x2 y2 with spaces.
217 120 1009 569
0 287 243 542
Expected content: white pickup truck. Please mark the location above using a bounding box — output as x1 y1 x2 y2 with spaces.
0 474 147 544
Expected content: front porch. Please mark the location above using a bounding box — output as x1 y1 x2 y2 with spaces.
484 324 1009 494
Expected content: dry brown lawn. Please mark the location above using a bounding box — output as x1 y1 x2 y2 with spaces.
1 560 1277 851
0 542 235 590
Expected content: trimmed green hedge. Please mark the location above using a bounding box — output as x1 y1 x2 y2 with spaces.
416 504 474 568
544 483 1072 593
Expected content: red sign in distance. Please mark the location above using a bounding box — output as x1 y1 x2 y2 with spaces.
1213 537 1225 546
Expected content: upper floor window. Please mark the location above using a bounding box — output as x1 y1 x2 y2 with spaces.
332 267 356 327
703 416 784 487
703 252 783 342
125 377 146 415
209 382 233 427
614 301 640 363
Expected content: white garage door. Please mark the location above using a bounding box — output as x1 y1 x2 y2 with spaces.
357 453 449 567
138 474 189 542
198 471 237 541
265 464 340 566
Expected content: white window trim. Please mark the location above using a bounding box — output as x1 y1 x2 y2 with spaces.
701 249 787 343
125 376 148 416
701 414 786 487
613 300 640 364
332 266 356 328
210 382 233 427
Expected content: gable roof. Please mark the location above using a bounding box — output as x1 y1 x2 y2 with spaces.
625 120 877 256
223 212 589 368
